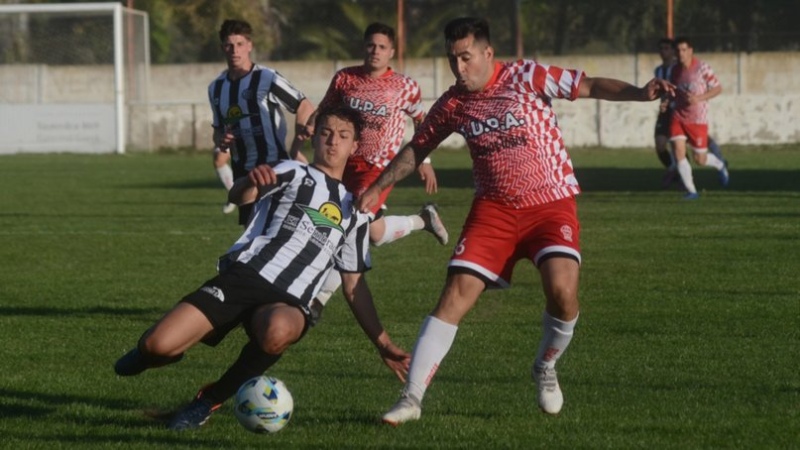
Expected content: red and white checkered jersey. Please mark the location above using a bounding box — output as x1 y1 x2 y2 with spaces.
670 57 720 124
411 60 584 208
319 66 424 168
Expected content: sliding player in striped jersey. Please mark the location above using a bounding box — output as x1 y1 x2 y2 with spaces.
114 107 409 431
356 17 674 425
209 19 314 220
310 23 449 308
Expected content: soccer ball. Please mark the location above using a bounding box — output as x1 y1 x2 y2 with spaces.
234 375 294 433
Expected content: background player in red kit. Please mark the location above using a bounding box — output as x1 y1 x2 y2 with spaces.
356 17 674 425
669 36 729 200
310 22 449 307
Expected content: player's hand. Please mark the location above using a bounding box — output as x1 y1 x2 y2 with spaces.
216 125 236 152
417 162 438 194
248 164 278 187
377 341 411 382
644 77 675 101
356 186 381 213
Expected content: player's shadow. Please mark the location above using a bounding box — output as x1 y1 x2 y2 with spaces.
397 167 800 192
0 305 162 318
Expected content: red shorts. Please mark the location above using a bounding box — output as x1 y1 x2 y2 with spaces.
343 156 393 215
669 121 708 150
449 197 581 288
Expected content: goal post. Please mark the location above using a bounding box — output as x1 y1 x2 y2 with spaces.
0 2 150 154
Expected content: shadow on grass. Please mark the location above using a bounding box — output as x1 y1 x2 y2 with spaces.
0 306 163 318
394 167 800 192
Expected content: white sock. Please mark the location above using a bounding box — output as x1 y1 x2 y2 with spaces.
373 215 424 247
405 316 458 403
676 158 697 193
216 165 234 190
703 153 725 170
315 270 341 306
534 312 578 370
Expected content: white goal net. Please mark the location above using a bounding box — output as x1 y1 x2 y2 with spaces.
0 2 150 154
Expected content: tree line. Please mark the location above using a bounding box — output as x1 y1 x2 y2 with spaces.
5 0 800 64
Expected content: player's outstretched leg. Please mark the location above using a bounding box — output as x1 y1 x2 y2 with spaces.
168 385 222 431
382 392 422 426
532 365 563 415
114 346 184 376
420 203 449 245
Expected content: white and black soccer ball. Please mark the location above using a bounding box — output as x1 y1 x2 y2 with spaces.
234 375 294 433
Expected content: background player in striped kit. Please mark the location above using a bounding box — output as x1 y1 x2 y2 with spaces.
669 36 729 199
310 23 449 308
114 107 410 431
209 19 314 220
356 17 674 425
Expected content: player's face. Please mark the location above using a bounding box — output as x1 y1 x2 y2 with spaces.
447 34 494 92
658 43 674 62
676 42 693 66
313 116 358 171
364 33 395 73
221 34 253 71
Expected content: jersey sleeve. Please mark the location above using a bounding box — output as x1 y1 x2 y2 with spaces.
208 78 222 128
334 210 371 273
403 78 425 122
409 91 457 152
318 71 345 111
257 161 304 200
701 62 721 90
269 71 307 113
520 60 583 101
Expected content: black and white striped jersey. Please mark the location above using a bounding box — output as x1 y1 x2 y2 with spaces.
208 64 307 179
222 160 371 305
654 63 674 81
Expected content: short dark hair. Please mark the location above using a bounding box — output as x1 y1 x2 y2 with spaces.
315 106 364 140
658 37 674 48
673 36 692 48
219 19 252 42
364 22 395 45
444 17 491 46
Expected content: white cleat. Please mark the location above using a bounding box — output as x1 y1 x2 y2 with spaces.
222 202 237 214
420 203 449 245
532 365 563 415
381 395 422 426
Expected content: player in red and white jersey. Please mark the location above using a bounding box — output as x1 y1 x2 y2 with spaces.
309 23 449 307
669 36 729 199
356 17 674 425
209 19 314 221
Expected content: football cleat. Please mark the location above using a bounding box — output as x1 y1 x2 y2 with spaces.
168 389 222 431
532 365 563 415
381 394 422 426
718 161 730 188
420 203 449 246
683 192 700 200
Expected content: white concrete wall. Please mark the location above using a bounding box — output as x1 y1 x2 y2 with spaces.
2 52 799 152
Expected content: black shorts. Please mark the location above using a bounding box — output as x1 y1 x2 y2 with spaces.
180 263 321 346
654 111 672 137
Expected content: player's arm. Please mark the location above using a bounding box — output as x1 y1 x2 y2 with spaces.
579 76 675 102
341 271 410 381
409 113 438 194
694 84 722 103
228 164 280 205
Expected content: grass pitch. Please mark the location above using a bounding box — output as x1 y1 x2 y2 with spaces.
0 145 797 449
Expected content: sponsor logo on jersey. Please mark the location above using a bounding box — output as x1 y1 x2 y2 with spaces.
300 203 343 232
200 286 225 302
347 97 388 117
224 105 254 125
460 112 527 138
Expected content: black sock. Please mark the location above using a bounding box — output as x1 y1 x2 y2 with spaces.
657 150 672 168
202 341 282 405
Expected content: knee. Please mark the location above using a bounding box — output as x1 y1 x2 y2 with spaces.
255 323 298 355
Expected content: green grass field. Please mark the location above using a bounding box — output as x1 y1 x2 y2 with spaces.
0 146 798 449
